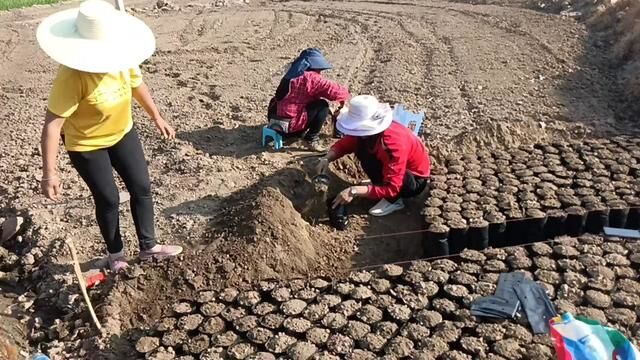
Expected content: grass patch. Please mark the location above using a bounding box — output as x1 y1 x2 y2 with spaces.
0 0 63 11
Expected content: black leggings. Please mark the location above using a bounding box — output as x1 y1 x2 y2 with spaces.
303 99 330 141
356 145 429 201
67 128 156 254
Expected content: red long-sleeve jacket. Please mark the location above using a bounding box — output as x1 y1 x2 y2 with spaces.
330 122 431 200
276 71 350 133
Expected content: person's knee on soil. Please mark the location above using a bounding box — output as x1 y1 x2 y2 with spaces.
266 48 350 151
315 95 431 218
37 0 183 273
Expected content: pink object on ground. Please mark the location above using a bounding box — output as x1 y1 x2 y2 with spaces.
139 244 183 261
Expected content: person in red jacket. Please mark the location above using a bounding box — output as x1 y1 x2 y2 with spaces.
316 95 431 216
267 48 350 151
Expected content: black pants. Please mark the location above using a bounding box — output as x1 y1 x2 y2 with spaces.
303 99 329 141
356 145 429 201
67 128 156 254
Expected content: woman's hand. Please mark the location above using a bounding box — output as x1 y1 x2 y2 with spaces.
316 158 329 175
333 187 355 208
153 116 176 139
41 174 62 201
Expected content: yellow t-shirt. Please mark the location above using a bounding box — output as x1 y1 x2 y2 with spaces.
47 65 143 152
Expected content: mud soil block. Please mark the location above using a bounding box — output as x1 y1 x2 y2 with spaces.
321 313 348 330
415 309 442 328
564 272 587 289
283 318 312 335
305 327 330 346
451 271 477 286
370 294 396 309
281 300 307 316
327 334 355 355
485 212 507 247
556 284 584 305
443 284 470 300
266 334 296 354
532 256 555 271
467 219 489 250
356 305 383 325
161 329 188 347
359 333 387 352
493 339 524 359
484 260 508 273
553 244 580 258
606 200 630 228
136 336 160 354
260 313 285 330
286 341 317 360
615 266 636 279
335 300 362 318
177 314 203 331
246 327 273 345
155 317 177 332
253 303 277 317
431 298 459 316
374 321 399 339
433 321 462 344
522 208 547 243
446 219 468 254
400 323 430 343
370 278 392 294
197 317 225 336
544 209 566 239
578 307 607 324
535 269 561 285
612 292 640 308
312 352 340 360
342 321 371 341
423 270 449 285
172 302 194 315
585 203 610 234
606 308 637 327
183 334 211 355
584 290 611 309
271 287 292 303
379 264 403 278
507 255 532 270
295 289 319 302
402 271 424 285
459 262 483 275
382 304 409 323
565 206 587 236
334 282 355 296
424 223 450 257
383 336 415 357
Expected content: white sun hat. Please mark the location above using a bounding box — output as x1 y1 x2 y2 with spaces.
36 0 156 73
336 95 393 137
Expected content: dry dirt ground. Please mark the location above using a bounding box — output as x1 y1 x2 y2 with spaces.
0 0 638 357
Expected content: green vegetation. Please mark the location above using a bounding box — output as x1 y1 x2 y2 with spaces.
0 0 62 11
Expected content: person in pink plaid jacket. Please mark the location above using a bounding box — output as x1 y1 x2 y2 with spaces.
267 48 350 151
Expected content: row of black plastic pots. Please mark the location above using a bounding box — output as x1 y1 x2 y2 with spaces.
423 205 640 257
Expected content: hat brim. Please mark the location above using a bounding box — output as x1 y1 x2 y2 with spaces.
307 56 332 71
37 8 156 73
336 109 393 137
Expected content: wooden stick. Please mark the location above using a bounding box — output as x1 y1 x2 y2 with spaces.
65 239 102 331
114 0 125 11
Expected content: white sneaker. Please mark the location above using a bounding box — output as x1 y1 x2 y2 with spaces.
369 199 405 217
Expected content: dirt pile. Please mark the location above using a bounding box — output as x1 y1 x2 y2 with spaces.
120 234 640 359
210 186 351 281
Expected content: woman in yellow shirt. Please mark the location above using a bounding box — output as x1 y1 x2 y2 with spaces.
37 0 182 272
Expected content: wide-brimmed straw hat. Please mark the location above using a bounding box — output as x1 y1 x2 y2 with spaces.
37 0 155 73
336 95 393 137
